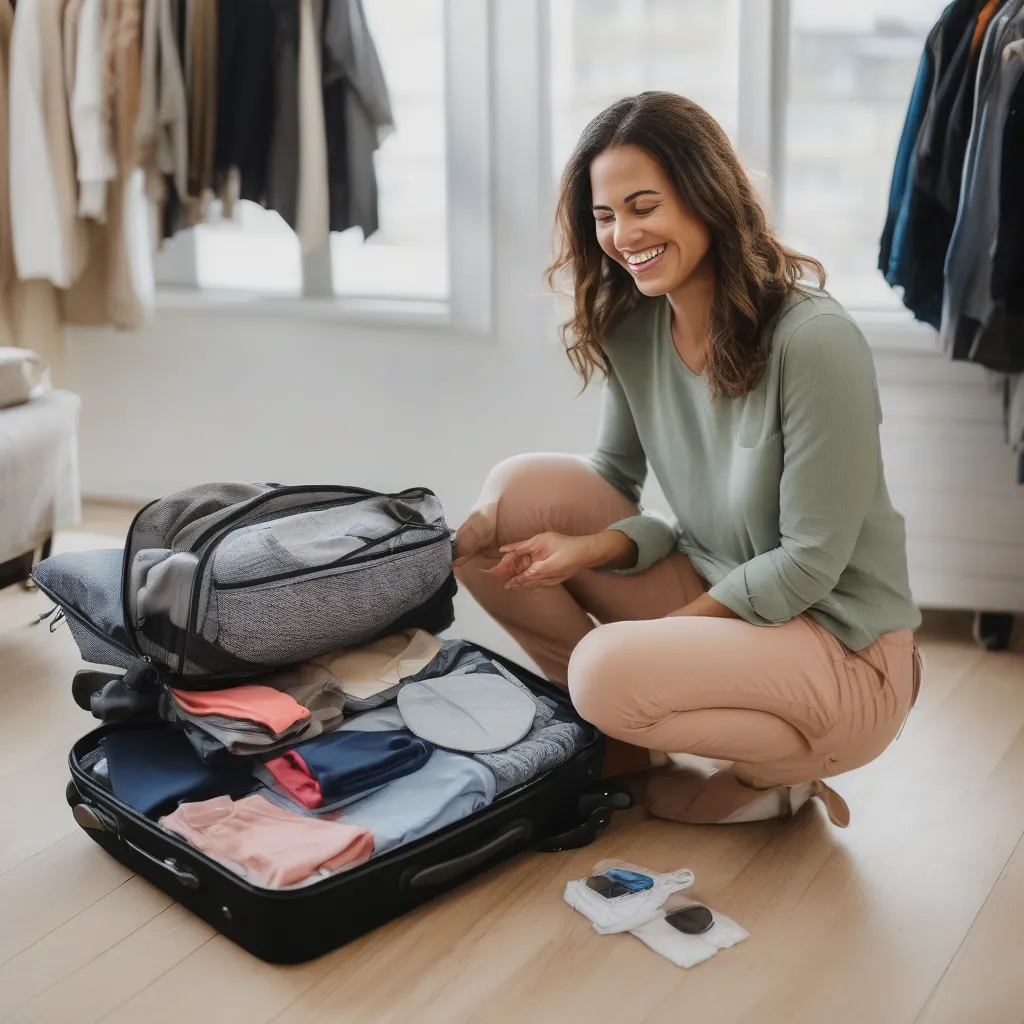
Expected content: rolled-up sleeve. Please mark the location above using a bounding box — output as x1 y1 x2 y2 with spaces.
708 314 881 624
588 371 679 574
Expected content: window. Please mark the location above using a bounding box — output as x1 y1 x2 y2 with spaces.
550 0 741 178
169 0 447 302
783 1 949 311
547 0 949 320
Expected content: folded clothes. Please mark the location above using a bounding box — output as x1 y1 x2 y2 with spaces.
307 629 442 708
340 749 497 856
103 729 258 816
265 751 324 809
340 676 589 792
170 685 310 735
164 698 321 761
159 794 373 888
261 729 433 808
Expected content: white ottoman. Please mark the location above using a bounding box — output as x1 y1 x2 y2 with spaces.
0 389 82 586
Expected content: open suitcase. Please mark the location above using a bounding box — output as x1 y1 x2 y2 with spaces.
35 482 630 964
64 648 629 964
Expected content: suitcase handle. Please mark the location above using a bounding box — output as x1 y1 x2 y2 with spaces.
402 820 533 889
123 839 201 891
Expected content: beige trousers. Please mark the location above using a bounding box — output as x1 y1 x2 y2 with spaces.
456 454 919 787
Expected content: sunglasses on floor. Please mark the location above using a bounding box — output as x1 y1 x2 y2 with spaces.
665 904 715 935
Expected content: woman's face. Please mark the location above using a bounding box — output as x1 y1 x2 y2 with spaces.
589 144 712 297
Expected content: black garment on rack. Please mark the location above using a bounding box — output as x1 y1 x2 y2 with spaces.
992 71 1024 310
265 0 301 229
215 0 275 205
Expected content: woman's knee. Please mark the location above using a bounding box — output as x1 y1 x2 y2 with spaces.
567 623 637 733
473 453 606 547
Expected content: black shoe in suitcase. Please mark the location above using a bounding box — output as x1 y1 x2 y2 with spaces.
65 645 631 965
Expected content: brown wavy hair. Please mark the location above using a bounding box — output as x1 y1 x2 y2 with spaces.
547 92 825 398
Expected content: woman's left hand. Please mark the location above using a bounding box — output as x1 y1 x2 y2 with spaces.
488 532 604 590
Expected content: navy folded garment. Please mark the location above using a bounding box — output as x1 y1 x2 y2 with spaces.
289 729 433 803
102 729 258 817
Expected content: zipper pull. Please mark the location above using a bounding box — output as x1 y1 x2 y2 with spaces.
48 609 66 633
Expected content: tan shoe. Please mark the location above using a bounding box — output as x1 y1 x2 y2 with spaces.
646 765 850 828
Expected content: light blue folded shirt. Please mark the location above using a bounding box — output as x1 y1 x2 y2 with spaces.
337 727 497 855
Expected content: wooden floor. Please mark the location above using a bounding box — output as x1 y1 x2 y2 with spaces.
1 504 1023 1024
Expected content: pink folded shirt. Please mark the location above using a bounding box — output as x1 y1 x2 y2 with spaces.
266 751 324 809
170 685 310 735
160 794 372 888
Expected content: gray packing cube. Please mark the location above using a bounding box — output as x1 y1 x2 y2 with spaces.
32 482 457 687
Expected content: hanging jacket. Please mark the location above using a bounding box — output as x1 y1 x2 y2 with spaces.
265 0 300 228
883 0 984 329
322 0 393 238
213 0 274 205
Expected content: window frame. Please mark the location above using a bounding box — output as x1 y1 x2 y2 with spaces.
154 0 492 338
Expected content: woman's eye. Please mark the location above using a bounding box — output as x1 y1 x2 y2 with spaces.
634 206 656 215
595 215 614 224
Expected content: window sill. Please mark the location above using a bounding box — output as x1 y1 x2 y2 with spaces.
154 286 452 331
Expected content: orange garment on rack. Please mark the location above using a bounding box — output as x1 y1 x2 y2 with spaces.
973 0 1002 54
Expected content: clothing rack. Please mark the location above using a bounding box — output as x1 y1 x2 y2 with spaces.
0 0 392 333
881 0 1023 485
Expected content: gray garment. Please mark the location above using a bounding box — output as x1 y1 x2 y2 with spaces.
397 671 537 753
942 9 1024 352
266 0 300 227
164 699 322 761
338 705 406 731
322 0 394 237
477 718 589 794
340 750 496 856
135 549 199 629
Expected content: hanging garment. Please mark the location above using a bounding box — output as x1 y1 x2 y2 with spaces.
265 0 299 227
63 0 83 107
9 0 85 286
882 0 981 328
934 0 1005 213
942 14 1024 372
322 0 394 238
214 0 274 205
62 0 148 330
296 0 329 253
71 0 118 221
185 0 217 208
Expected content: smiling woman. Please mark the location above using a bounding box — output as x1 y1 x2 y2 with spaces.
549 92 824 398
454 90 923 831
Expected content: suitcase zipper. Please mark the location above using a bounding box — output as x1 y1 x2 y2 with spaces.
30 572 139 661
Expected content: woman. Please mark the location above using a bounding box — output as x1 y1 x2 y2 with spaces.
454 92 922 828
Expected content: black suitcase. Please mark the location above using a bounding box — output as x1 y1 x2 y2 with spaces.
65 644 630 964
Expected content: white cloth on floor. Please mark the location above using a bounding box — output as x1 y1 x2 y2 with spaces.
630 908 749 968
